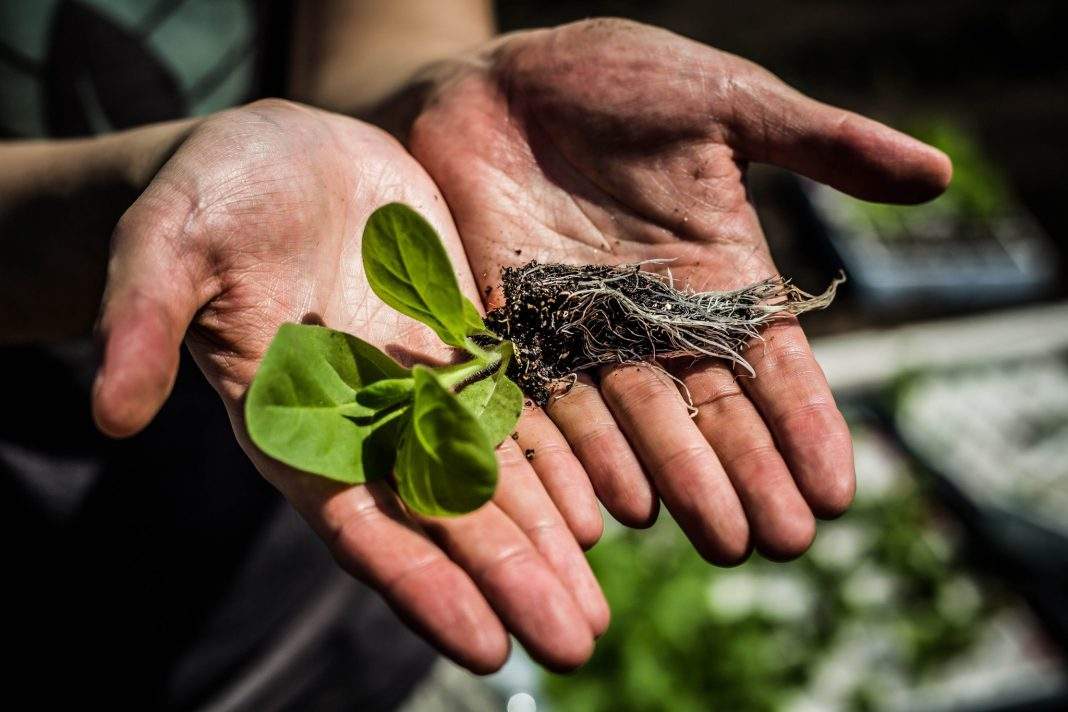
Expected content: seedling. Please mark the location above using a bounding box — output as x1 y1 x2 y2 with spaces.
246 203 841 516
245 203 523 517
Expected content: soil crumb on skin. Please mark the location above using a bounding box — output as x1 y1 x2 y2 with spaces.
484 261 842 405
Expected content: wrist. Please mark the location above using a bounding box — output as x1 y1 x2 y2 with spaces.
364 28 548 144
98 117 200 195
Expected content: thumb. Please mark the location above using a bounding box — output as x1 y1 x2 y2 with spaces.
725 64 953 204
92 203 211 438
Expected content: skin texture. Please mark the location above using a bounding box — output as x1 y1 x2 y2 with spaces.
402 19 953 563
90 100 607 673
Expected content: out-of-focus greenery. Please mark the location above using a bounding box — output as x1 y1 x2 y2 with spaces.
835 119 1013 239
543 423 1004 712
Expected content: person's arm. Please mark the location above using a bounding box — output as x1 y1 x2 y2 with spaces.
287 0 495 117
0 119 196 342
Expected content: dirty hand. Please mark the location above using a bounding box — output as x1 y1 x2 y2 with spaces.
399 18 952 562
91 99 607 672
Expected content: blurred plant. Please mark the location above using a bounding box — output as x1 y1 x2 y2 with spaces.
832 119 1013 239
543 421 1005 712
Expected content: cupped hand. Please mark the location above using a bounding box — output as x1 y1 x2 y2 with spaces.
91 99 607 672
402 19 952 563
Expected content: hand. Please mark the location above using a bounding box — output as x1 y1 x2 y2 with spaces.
400 19 952 562
91 99 607 672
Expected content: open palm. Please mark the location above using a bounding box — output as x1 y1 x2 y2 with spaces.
406 19 952 562
91 100 606 672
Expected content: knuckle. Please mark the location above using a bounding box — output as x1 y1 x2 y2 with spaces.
571 420 622 452
326 503 384 575
693 380 746 414
520 518 567 547
772 399 838 437
381 555 448 599
747 331 811 375
516 436 575 468
605 370 679 419
720 441 781 474
655 443 714 479
495 441 531 470
479 545 541 585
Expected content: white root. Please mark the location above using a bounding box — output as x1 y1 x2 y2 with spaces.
486 260 845 406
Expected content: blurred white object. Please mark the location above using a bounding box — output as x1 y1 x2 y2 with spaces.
811 301 1068 394
896 352 1068 538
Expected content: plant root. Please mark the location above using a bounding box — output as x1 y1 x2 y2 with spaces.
484 260 844 405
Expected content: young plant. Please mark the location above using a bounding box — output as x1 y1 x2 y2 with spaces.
245 203 523 517
246 203 841 517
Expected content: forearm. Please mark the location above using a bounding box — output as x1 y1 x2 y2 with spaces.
288 0 496 118
0 119 196 343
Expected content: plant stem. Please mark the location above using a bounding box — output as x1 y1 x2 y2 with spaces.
436 348 503 391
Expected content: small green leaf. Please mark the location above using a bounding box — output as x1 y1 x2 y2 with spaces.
245 323 409 483
395 366 497 516
462 297 489 335
355 378 414 410
456 342 524 445
363 203 482 348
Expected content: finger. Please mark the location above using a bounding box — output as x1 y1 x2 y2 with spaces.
92 200 215 438
676 359 816 560
599 362 751 565
493 439 609 636
273 474 511 674
723 60 952 203
544 374 659 528
416 501 595 672
514 406 603 549
739 319 855 518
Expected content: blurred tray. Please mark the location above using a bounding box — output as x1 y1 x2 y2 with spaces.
885 351 1068 652
796 120 1058 312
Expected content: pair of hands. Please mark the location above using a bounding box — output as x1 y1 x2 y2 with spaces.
91 20 951 672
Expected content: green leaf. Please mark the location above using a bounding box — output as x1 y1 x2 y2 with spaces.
245 323 409 483
456 341 524 445
462 297 489 335
355 377 414 410
363 202 484 348
395 366 497 516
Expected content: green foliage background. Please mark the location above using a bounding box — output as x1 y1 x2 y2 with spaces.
543 419 1004 712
